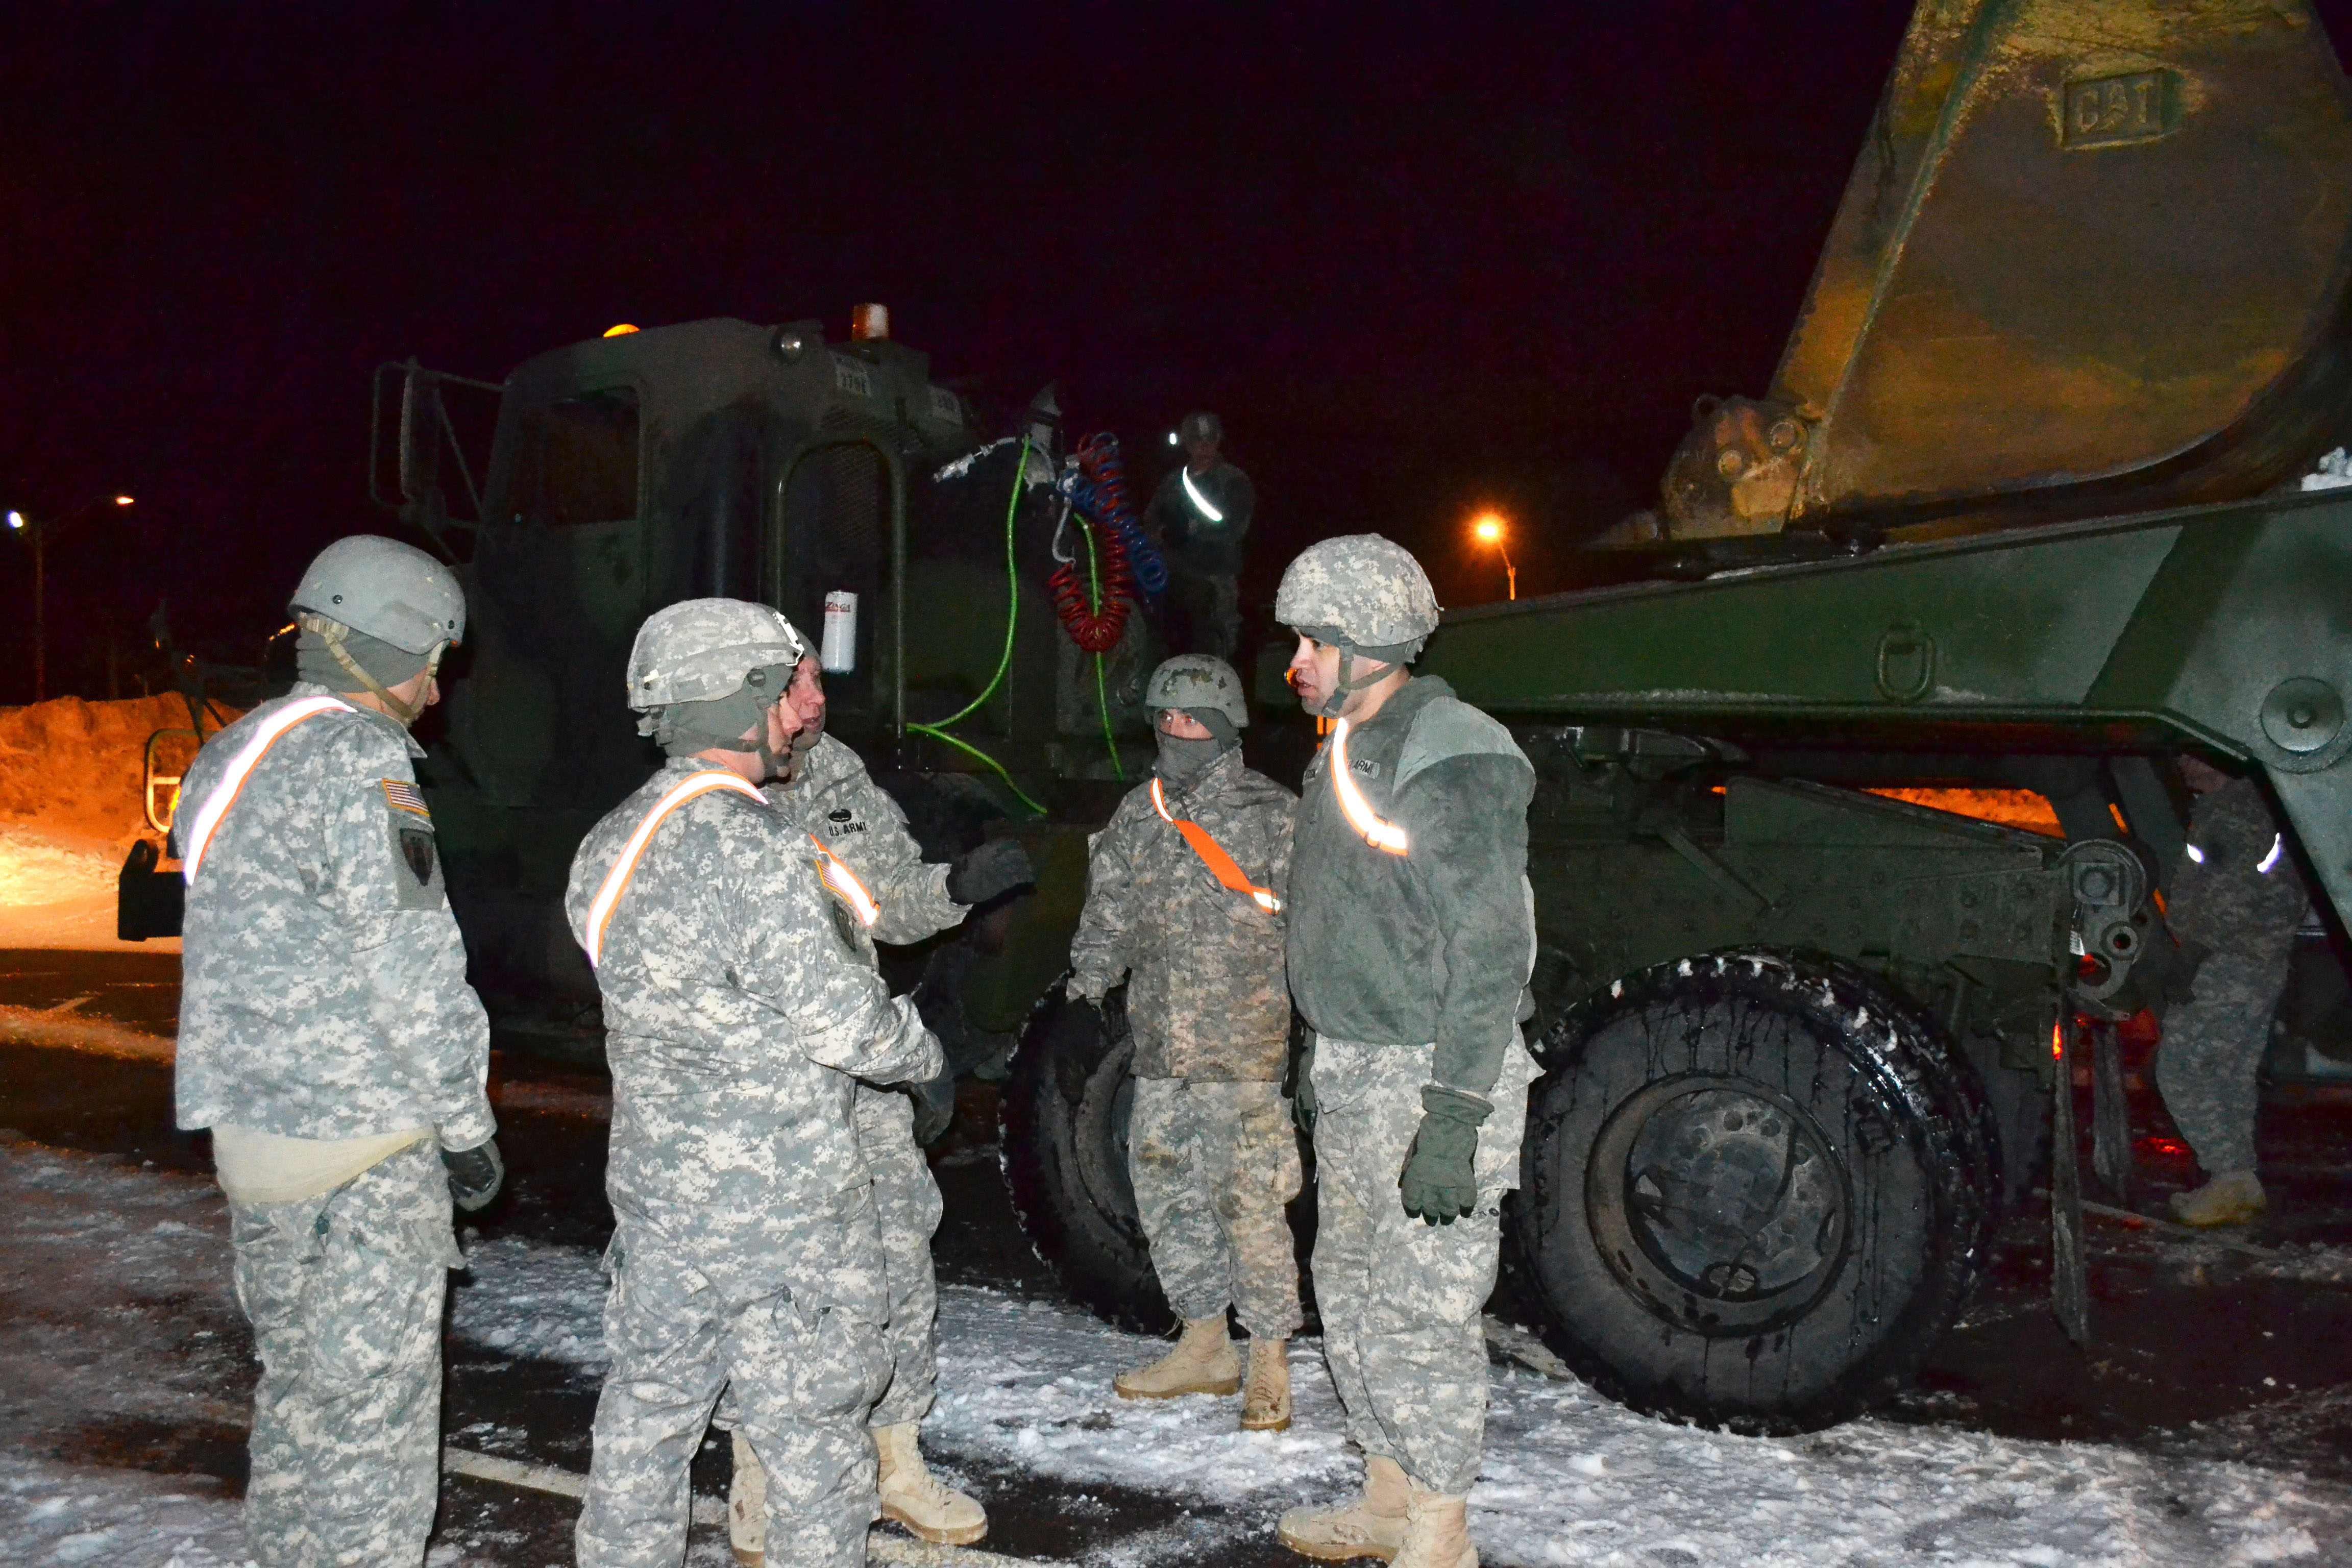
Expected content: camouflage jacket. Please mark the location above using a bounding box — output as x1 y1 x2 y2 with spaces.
1070 747 1295 1080
174 682 493 1149
774 733 963 952
1287 675 1536 1100
2172 777 2312 953
564 757 942 1232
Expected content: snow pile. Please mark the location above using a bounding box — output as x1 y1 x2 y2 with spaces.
2302 449 2352 493
0 825 121 906
0 693 228 845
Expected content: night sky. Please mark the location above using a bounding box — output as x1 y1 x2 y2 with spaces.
5 3 2349 704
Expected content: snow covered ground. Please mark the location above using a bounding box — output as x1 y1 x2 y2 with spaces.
7 1138 2352 1566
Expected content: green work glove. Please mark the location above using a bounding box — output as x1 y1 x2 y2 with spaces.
1398 1086 1490 1226
1292 1037 1318 1137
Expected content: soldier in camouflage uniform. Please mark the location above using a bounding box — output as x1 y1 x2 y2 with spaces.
1273 536 1537 1568
174 535 498 1568
1068 654 1302 1430
723 643 1034 1560
2156 756 2312 1227
566 600 945 1568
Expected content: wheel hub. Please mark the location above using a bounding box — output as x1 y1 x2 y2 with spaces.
1588 1074 1850 1337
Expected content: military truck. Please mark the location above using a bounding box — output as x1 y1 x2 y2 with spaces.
1003 0 2352 1435
118 309 1184 1076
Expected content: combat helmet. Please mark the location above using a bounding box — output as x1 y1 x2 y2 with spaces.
1144 654 1249 741
1175 410 1223 450
627 598 807 761
289 535 467 724
1275 534 1440 716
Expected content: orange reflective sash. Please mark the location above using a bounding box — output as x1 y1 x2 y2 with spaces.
809 832 879 926
181 696 355 884
1149 777 1281 913
584 771 768 968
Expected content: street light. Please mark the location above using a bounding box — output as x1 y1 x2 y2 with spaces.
6 495 135 700
1471 510 1515 600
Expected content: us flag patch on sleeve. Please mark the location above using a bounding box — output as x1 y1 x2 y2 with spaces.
380 779 431 819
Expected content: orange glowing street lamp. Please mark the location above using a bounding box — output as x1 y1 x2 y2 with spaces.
1471 510 1515 600
6 494 135 700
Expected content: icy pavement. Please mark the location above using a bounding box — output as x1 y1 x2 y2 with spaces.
7 1137 2351 1565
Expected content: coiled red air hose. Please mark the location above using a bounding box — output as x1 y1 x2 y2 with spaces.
1048 515 1133 652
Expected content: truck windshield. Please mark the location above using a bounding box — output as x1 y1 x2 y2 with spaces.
510 388 640 525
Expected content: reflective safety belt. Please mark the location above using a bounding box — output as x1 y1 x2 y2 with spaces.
1329 716 1409 855
1181 468 1225 524
810 833 879 926
584 771 768 968
180 696 355 885
1149 777 1281 913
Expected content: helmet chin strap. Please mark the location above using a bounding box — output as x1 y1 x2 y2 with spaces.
1316 649 1396 719
299 612 441 727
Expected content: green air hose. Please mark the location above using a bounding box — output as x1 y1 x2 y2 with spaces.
1083 521 1125 781
905 438 1048 815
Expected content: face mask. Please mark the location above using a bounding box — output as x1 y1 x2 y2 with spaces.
1155 733 1226 785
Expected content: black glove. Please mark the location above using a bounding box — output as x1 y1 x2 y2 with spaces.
1398 1086 1489 1226
443 1139 504 1213
947 838 1037 907
1292 1037 1318 1137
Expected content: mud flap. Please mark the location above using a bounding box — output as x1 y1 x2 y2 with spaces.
2089 1021 2135 1209
2049 1016 2091 1348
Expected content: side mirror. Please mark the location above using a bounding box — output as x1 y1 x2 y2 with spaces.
398 365 445 506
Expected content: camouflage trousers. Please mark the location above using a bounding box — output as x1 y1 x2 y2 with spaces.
576 1187 889 1568
1128 1077 1304 1338
2157 937 2296 1177
1308 1032 1535 1497
228 1139 458 1568
726 1085 943 1558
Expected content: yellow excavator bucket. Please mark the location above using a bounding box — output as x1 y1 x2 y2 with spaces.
1662 0 2352 540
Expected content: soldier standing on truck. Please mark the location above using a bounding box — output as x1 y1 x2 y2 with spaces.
2156 756 2312 1227
174 535 498 1568
1273 536 1538 1568
567 600 944 1568
1067 653 1302 1431
1145 411 1256 662
723 633 1035 1560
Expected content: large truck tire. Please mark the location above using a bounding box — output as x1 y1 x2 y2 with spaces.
1000 982 1174 1334
1511 948 1997 1433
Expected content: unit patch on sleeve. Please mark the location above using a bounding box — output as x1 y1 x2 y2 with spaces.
379 777 443 907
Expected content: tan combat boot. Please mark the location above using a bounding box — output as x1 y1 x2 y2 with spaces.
2172 1169 2267 1228
1277 1455 1409 1562
1392 1489 1477 1568
727 1429 765 1566
1241 1337 1292 1431
875 1421 989 1546
1114 1315 1242 1400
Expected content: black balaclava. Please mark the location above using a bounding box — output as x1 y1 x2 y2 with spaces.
1154 707 1238 788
